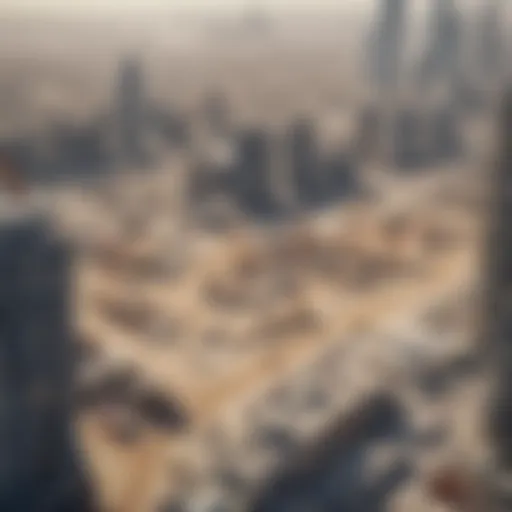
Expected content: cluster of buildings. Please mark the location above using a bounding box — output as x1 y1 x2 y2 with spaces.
0 57 188 185
1 0 502 221
191 119 359 219
364 0 506 168
371 0 505 95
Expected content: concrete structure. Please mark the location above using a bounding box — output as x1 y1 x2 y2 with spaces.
287 119 322 206
116 57 147 164
354 104 383 161
419 0 461 91
427 104 462 162
486 89 512 470
474 1 504 88
233 128 278 216
0 199 92 511
371 0 407 95
392 108 427 169
369 0 409 167
323 151 359 202
46 121 110 178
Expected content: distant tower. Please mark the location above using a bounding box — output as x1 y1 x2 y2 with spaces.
233 128 277 216
427 102 462 162
475 1 505 88
392 107 426 169
287 119 322 206
0 201 92 510
369 0 409 166
354 104 383 161
116 57 146 164
419 0 461 90
371 0 407 95
323 150 359 202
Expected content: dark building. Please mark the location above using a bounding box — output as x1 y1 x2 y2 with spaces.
419 0 462 90
427 104 462 162
232 128 278 216
474 1 504 87
391 108 427 169
46 122 110 178
486 89 512 469
354 104 383 160
0 204 92 510
370 0 407 94
116 57 147 164
323 151 359 203
287 119 322 206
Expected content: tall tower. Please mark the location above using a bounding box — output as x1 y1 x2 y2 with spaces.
487 89 512 469
371 0 407 95
392 107 426 169
117 57 146 164
287 119 322 206
233 128 277 216
419 0 461 90
369 0 410 166
475 1 505 88
0 200 92 510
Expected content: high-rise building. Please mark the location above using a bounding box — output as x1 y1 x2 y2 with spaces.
233 128 277 216
0 201 92 510
475 1 504 86
287 119 322 206
116 57 146 164
392 108 427 169
323 151 359 202
427 103 462 162
47 121 109 178
486 89 512 469
419 0 461 89
371 0 407 94
354 104 383 161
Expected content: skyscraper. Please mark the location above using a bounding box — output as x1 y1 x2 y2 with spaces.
428 102 462 162
475 0 504 86
419 0 461 89
0 202 92 510
116 57 146 164
392 107 426 169
233 128 277 216
371 0 407 94
287 119 322 206
486 89 512 469
323 150 359 203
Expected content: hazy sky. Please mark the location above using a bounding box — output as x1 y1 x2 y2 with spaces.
0 0 366 14
0 0 487 20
